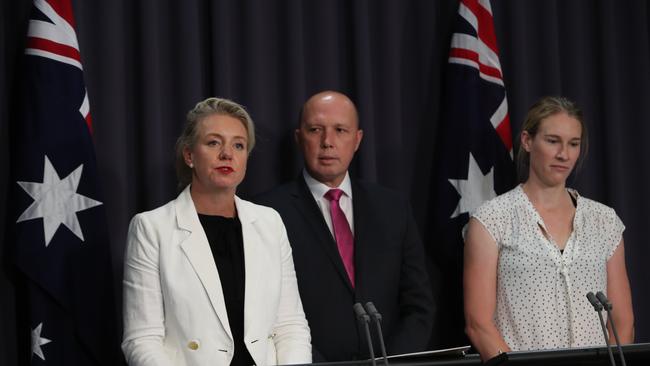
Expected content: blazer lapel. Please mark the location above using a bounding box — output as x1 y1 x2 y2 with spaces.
175 186 233 340
236 197 263 338
293 177 354 292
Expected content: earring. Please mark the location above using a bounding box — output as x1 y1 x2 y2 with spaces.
189 162 194 168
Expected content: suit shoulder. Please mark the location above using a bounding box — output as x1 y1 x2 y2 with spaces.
130 198 176 225
355 180 408 204
238 197 284 223
254 181 299 205
126 199 179 243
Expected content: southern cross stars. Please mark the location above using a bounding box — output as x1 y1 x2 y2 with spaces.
448 152 496 218
16 155 102 246
31 322 52 361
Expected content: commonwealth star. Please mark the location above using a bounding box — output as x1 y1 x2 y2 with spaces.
16 155 102 246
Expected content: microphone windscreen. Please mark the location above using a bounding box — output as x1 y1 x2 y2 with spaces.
353 302 370 321
587 292 603 311
596 291 612 310
365 302 382 321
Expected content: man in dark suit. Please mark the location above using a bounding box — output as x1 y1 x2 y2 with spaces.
256 90 434 362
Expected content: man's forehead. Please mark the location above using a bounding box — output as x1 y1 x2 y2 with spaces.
302 114 358 127
303 119 354 126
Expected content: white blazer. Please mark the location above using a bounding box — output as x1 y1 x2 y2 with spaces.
122 186 311 366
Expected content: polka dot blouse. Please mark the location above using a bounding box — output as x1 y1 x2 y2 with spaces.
471 184 624 351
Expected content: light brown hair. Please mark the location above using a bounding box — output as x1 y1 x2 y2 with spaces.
517 96 588 182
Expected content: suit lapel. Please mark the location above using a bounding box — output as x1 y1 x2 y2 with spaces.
175 186 233 340
293 177 354 292
350 180 373 293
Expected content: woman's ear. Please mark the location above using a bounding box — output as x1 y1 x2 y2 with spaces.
183 147 193 168
520 131 533 152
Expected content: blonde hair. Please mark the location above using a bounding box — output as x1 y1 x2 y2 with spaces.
174 97 255 188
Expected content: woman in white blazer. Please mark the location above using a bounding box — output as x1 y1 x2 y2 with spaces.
122 97 312 366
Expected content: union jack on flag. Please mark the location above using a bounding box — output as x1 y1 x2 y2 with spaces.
25 0 92 129
8 0 119 364
429 0 515 348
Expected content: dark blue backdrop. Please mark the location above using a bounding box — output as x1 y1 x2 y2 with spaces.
2 1 649 365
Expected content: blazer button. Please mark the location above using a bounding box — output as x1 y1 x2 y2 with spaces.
188 340 200 350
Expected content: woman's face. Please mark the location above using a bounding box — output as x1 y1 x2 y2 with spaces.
522 112 582 188
184 113 249 195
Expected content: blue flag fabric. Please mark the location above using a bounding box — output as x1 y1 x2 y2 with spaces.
430 0 516 348
8 0 119 364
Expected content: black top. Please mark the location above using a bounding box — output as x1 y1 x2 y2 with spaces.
561 191 578 255
569 190 577 207
198 214 254 366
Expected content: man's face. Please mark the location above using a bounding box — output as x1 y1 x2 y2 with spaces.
295 93 363 187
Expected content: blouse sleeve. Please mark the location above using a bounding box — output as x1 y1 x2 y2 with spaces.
470 199 505 247
603 208 625 260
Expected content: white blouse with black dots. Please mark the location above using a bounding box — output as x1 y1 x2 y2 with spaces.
471 184 624 351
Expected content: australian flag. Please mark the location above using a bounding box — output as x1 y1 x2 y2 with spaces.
429 0 515 348
7 0 119 364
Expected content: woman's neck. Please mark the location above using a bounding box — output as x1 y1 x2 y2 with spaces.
190 185 237 217
522 180 568 211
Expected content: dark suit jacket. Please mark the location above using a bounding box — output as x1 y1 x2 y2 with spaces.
255 176 434 362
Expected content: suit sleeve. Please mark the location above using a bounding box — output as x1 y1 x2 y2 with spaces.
271 211 313 365
387 201 435 354
121 214 173 366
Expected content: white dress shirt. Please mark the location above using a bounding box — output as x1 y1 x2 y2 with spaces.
303 170 355 236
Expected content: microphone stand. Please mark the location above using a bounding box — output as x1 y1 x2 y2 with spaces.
587 292 616 366
597 291 627 366
353 303 377 366
365 302 389 366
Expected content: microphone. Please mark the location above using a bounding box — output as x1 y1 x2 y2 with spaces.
587 292 616 366
365 302 389 366
597 291 627 366
353 303 377 366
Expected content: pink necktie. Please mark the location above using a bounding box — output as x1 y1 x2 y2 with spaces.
324 189 355 287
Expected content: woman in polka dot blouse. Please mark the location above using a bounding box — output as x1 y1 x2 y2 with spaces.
463 96 634 362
